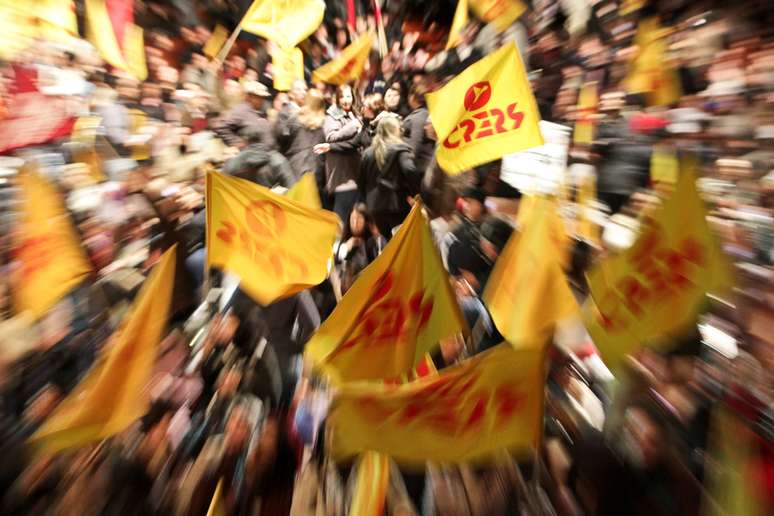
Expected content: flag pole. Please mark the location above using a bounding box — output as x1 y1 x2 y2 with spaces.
215 0 260 63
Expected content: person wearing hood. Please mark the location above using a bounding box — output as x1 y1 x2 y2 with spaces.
358 116 420 238
313 84 367 223
223 126 297 188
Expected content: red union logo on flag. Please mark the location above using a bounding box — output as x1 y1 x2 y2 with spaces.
442 81 525 149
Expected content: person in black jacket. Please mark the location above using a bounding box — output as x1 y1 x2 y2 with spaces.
402 83 434 177
358 116 420 238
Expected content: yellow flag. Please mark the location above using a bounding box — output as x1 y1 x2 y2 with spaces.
312 31 374 86
328 344 542 465
484 197 578 348
624 17 681 106
446 0 469 50
349 451 390 516
207 479 227 516
273 46 305 92
427 43 543 175
516 194 571 268
286 173 321 209
703 408 768 516
650 144 679 184
241 0 325 49
305 200 466 384
577 175 601 246
573 81 598 145
11 170 91 319
204 25 229 58
85 0 147 81
470 0 526 32
0 1 77 57
583 158 732 369
28 247 176 456
206 171 338 305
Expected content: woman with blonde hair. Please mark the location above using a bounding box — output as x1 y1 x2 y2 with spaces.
358 115 420 238
282 89 327 179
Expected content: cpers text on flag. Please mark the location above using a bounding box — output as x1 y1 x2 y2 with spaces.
427 42 543 175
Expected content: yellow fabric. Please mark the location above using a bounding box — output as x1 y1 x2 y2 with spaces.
273 47 305 92
573 82 598 145
28 247 176 456
623 17 681 106
206 479 226 516
241 0 325 49
583 159 733 370
516 195 571 268
285 173 321 209
312 31 374 85
446 0 469 50
427 43 543 175
203 25 229 58
11 170 91 319
484 196 578 349
349 451 390 516
650 144 679 184
85 0 147 81
577 175 600 246
0 1 77 58
704 408 767 516
305 200 466 384
470 0 527 33
328 344 543 465
206 171 339 305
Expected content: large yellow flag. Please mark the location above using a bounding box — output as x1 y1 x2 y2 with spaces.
583 158 732 369
470 0 527 32
349 451 390 516
573 81 598 145
623 17 681 107
241 0 325 49
85 0 147 81
11 170 91 319
206 171 339 305
305 200 466 384
285 173 321 209
312 31 374 85
650 143 679 185
328 344 543 465
446 0 469 50
427 43 543 175
484 197 578 349
0 1 77 58
273 46 305 92
28 247 176 456
703 408 768 516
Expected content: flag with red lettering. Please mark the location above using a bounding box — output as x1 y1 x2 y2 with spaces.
583 157 733 369
304 200 467 384
206 171 339 305
426 43 543 175
327 344 543 465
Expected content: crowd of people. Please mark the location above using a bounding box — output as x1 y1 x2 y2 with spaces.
0 0 772 515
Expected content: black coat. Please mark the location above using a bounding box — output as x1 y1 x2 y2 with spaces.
403 107 434 176
357 143 420 216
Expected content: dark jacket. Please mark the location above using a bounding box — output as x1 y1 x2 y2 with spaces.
215 102 277 150
282 115 325 178
322 105 365 193
403 107 434 175
358 143 420 215
223 143 297 188
594 119 652 196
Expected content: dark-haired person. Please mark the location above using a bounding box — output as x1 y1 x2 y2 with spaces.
314 84 367 223
403 83 433 176
334 203 386 294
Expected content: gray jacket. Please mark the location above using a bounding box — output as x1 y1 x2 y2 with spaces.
280 114 325 177
322 105 365 193
215 102 277 150
223 143 297 188
403 107 434 175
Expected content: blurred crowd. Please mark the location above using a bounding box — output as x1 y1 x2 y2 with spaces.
0 0 773 515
